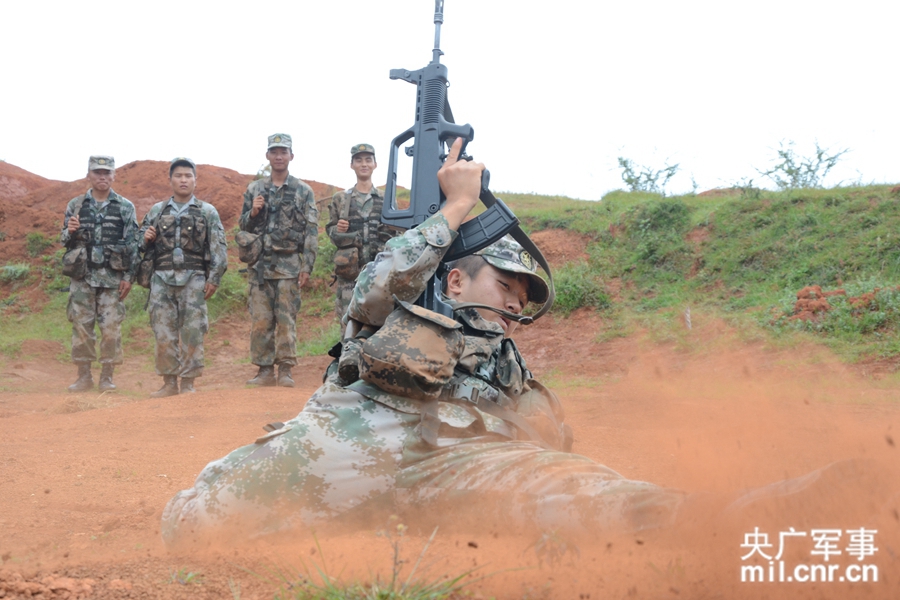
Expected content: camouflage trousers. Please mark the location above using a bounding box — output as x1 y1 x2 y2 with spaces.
161 382 683 548
149 272 208 378
249 278 301 367
66 279 125 365
333 276 355 324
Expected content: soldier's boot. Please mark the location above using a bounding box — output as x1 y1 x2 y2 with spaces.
67 363 93 393
277 364 295 388
179 377 196 394
150 375 179 398
98 364 117 392
246 366 276 387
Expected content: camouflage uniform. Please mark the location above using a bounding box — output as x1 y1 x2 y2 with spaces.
326 185 395 322
162 214 683 547
61 186 139 366
140 196 227 378
239 174 318 368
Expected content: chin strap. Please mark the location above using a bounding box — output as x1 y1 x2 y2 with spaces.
450 301 535 325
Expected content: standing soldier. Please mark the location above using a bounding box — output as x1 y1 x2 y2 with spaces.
326 143 396 328
140 158 227 398
60 156 139 393
239 134 319 388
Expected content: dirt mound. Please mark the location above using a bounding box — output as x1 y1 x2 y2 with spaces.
529 228 592 266
0 160 341 266
790 285 846 321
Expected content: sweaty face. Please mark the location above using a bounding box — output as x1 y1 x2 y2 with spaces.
88 169 114 193
169 166 196 200
446 263 529 337
266 147 293 174
350 153 376 180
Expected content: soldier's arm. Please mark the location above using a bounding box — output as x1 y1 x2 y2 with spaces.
326 192 359 248
347 213 457 327
122 201 140 282
205 207 228 287
60 198 78 247
299 187 319 275
238 183 262 232
138 206 158 251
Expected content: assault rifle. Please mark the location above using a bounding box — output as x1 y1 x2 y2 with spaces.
381 0 554 321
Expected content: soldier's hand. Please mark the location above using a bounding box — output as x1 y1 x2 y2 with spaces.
298 272 310 288
336 219 350 233
250 195 265 218
144 226 157 244
204 283 218 300
118 280 132 301
67 215 80 234
437 137 484 232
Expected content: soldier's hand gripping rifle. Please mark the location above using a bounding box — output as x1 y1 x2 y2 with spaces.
382 0 554 321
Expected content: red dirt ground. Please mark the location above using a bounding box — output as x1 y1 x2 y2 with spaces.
1 164 899 599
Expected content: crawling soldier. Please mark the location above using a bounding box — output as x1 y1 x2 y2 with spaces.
161 139 683 546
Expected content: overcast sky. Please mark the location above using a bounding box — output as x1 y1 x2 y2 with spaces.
1 1 897 200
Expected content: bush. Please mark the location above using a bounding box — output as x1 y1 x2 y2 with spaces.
617 157 680 195
0 263 30 282
26 232 54 257
552 262 610 314
757 140 848 190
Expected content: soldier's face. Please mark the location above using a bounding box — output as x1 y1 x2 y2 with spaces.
446 264 529 337
266 147 293 173
351 153 376 179
87 169 114 193
169 166 196 199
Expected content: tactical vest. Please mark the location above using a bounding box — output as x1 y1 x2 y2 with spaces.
262 181 307 254
342 189 385 265
153 203 209 271
74 196 126 267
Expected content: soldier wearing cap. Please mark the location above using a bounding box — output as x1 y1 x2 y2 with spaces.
60 156 140 393
162 139 683 547
139 158 228 397
326 143 399 328
238 133 319 387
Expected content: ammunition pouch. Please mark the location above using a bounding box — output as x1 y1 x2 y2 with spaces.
107 244 131 272
61 247 88 280
359 297 464 401
136 252 154 288
235 230 263 265
333 246 360 280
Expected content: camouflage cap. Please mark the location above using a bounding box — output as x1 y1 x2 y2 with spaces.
169 157 196 176
475 236 549 304
88 155 115 171
351 143 375 158
268 133 292 150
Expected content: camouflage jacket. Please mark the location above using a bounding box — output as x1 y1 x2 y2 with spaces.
326 186 396 267
60 189 140 288
139 197 228 287
346 213 569 450
239 174 318 279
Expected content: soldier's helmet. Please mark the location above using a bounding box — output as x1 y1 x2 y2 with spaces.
474 237 549 305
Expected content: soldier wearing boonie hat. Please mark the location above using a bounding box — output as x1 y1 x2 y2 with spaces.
60 155 139 394
239 133 318 388
326 142 399 330
139 155 228 398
